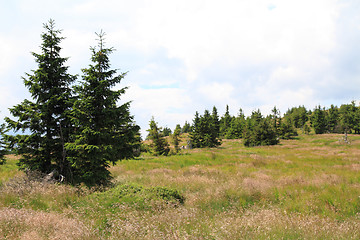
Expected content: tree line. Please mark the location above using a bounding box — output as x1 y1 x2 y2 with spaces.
146 102 360 154
0 20 140 186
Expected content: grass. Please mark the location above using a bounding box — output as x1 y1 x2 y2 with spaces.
0 155 23 186
1 133 360 239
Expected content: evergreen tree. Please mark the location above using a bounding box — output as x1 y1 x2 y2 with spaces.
303 124 311 135
5 20 76 175
200 110 218 147
65 31 140 185
352 103 360 134
225 109 245 139
274 107 298 139
212 106 220 137
278 118 298 139
339 103 355 138
190 110 221 148
243 117 255 147
271 106 281 135
326 104 339 133
311 105 326 134
225 118 240 139
243 110 279 147
174 124 182 134
284 106 308 129
181 121 191 133
189 112 201 148
211 106 220 141
147 117 170 156
220 105 232 137
172 125 181 154
162 127 172 137
249 109 263 125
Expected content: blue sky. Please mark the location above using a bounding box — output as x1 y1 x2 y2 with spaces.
1 0 360 137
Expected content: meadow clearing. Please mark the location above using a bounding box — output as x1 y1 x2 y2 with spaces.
1 133 360 239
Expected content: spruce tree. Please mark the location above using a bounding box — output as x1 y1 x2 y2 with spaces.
147 117 170 156
65 31 140 185
211 106 220 137
172 125 181 154
189 112 201 148
200 110 216 147
226 112 245 139
224 108 243 139
271 106 281 134
352 103 360 134
311 105 326 134
326 104 339 133
190 110 221 148
174 124 182 134
220 105 232 137
339 103 356 141
181 121 191 133
278 118 298 139
5 20 76 175
162 127 172 136
284 106 308 129
243 118 255 147
243 110 279 147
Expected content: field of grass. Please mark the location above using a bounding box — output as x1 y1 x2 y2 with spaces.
1 133 360 239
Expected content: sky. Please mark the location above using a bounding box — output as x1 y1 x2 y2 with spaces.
1 0 360 137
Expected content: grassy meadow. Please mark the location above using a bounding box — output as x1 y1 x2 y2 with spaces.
1 133 360 239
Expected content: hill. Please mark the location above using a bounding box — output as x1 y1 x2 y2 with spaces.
1 134 360 239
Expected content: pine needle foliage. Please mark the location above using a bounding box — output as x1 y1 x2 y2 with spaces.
172 125 181 154
243 110 279 147
190 109 221 148
5 19 76 174
147 117 170 156
65 31 140 186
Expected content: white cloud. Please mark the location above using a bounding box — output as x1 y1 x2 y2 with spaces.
122 84 192 136
198 82 234 104
129 0 338 81
1 0 360 133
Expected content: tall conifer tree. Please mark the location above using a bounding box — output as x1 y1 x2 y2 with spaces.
5 20 76 174
65 31 140 185
190 109 221 148
226 109 245 139
243 110 279 147
212 106 220 137
172 124 181 154
326 104 339 133
190 112 201 148
311 105 326 134
220 105 232 137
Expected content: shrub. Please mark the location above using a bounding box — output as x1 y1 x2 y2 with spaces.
95 183 185 209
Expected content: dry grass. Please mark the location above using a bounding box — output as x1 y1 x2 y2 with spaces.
213 207 360 239
0 155 23 185
1 133 360 239
0 207 97 240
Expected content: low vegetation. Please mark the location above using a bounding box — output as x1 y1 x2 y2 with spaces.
1 133 360 239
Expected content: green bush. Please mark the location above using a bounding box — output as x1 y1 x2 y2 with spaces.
150 186 185 204
95 183 185 209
